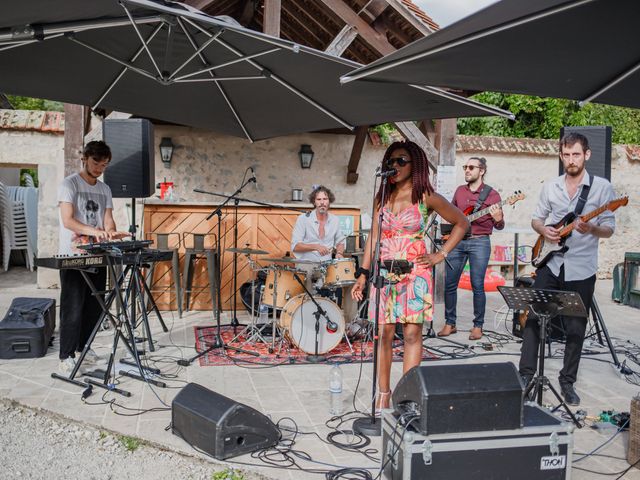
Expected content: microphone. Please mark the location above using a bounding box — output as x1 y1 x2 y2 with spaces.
326 318 338 333
376 167 397 178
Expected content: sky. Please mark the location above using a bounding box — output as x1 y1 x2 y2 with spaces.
413 0 497 26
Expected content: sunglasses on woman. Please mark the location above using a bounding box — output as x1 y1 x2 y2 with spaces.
386 157 412 168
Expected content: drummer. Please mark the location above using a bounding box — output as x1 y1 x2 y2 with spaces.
291 185 346 297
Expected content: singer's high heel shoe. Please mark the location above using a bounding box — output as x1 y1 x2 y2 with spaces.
375 390 392 417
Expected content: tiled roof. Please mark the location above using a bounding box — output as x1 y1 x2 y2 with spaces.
457 135 559 156
400 0 440 31
0 109 64 134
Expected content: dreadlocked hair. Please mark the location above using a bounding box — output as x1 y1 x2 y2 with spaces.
375 140 434 207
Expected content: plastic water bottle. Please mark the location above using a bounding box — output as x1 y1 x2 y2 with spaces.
329 364 343 416
258 304 269 323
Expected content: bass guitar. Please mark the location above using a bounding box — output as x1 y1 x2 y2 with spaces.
531 196 628 268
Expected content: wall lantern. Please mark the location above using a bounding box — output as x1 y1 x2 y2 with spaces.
159 137 174 168
299 144 314 169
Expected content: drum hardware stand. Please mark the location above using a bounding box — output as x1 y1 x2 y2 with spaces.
178 191 259 367
290 272 336 363
498 286 583 428
231 256 269 347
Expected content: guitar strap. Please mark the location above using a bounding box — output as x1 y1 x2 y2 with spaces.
573 174 593 216
473 184 493 213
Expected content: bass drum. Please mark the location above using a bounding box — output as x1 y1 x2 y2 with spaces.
278 294 345 354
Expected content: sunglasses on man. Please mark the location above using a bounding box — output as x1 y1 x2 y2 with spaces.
386 157 412 168
462 165 482 171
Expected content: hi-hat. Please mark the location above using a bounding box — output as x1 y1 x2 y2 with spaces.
263 256 322 265
226 247 269 255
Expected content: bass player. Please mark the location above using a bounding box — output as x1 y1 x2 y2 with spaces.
519 132 616 406
439 156 505 341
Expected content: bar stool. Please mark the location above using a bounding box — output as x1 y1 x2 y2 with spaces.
182 232 218 312
145 232 183 318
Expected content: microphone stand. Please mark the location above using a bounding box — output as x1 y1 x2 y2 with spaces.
177 183 259 366
353 172 389 437
291 272 334 363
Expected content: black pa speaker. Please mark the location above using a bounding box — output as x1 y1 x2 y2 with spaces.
171 383 280 460
103 118 155 198
392 362 523 435
559 125 612 180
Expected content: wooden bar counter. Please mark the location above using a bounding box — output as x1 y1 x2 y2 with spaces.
142 200 361 311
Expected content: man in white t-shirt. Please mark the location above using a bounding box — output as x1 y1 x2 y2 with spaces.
57 141 128 373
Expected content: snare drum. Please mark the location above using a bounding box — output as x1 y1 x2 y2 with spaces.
278 294 345 354
263 267 306 309
323 258 356 288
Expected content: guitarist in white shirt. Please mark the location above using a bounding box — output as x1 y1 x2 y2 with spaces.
519 132 616 406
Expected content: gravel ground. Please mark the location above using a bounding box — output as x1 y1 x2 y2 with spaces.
0 400 263 480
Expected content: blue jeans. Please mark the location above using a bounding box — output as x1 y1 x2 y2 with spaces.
444 236 491 328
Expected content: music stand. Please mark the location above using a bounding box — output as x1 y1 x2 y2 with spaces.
498 286 585 427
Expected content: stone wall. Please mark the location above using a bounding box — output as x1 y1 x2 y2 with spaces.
0 128 65 288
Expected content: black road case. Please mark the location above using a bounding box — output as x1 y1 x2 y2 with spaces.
0 297 56 359
382 403 573 480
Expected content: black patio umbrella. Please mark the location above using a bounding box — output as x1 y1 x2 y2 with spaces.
342 0 640 110
0 0 511 142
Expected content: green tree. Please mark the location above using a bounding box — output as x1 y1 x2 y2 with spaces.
458 93 640 144
6 95 64 111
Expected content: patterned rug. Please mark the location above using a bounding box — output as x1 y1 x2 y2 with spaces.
193 325 437 366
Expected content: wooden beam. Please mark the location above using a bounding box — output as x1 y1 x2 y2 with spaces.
359 0 388 23
313 0 395 55
280 3 328 46
263 0 282 37
184 0 217 11
238 0 257 26
392 121 437 172
64 104 85 177
419 119 436 145
325 25 358 56
434 119 457 167
346 126 368 184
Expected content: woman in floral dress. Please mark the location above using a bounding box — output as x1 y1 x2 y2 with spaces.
351 141 468 412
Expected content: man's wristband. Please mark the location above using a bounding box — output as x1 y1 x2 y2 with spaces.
356 267 370 279
440 250 448 258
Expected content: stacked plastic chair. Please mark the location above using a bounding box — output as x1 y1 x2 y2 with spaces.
0 182 36 271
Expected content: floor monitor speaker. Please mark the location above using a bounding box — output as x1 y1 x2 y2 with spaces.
171 383 280 460
103 118 155 198
392 362 523 435
559 125 612 180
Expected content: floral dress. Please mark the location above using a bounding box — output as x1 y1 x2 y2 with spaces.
368 203 434 324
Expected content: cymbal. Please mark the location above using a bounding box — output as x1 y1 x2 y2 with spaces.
263 256 322 265
226 247 269 255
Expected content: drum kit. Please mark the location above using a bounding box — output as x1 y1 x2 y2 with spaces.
228 246 363 356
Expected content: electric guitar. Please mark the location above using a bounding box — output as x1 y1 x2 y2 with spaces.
462 190 526 222
441 191 526 237
531 196 628 268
